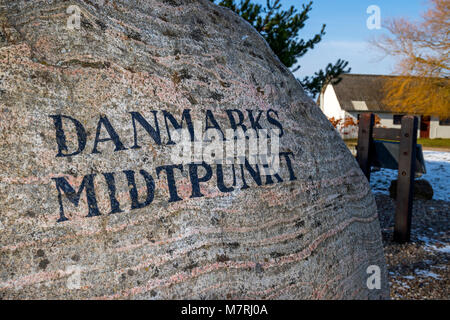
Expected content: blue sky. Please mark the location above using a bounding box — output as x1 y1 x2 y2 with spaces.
251 0 428 78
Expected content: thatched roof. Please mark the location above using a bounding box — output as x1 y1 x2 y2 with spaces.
331 74 394 113
331 74 450 114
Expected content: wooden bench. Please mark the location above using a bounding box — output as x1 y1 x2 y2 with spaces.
356 113 426 243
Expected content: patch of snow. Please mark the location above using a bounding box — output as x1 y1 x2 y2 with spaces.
414 269 441 280
418 235 433 244
431 265 446 270
370 151 450 201
430 244 450 253
417 235 450 253
393 279 411 289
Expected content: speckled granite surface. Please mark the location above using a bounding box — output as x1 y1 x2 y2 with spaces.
0 0 388 299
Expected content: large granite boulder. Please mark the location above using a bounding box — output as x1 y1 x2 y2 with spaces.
0 0 388 299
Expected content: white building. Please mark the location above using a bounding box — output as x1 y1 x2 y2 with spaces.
318 74 450 139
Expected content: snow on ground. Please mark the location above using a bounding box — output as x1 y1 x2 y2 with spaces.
417 235 450 254
370 151 450 201
414 269 441 280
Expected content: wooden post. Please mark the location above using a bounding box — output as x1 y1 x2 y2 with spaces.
394 116 418 243
357 113 374 182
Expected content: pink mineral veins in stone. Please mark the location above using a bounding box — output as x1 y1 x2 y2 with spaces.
0 0 389 299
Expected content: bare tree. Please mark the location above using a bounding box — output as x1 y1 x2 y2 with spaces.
373 0 449 117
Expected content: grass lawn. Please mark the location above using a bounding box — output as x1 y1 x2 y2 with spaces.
344 139 357 149
344 138 450 150
417 138 450 149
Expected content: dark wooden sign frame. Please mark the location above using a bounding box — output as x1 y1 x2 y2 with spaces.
356 113 418 243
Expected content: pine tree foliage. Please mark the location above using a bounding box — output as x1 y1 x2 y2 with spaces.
212 0 351 97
